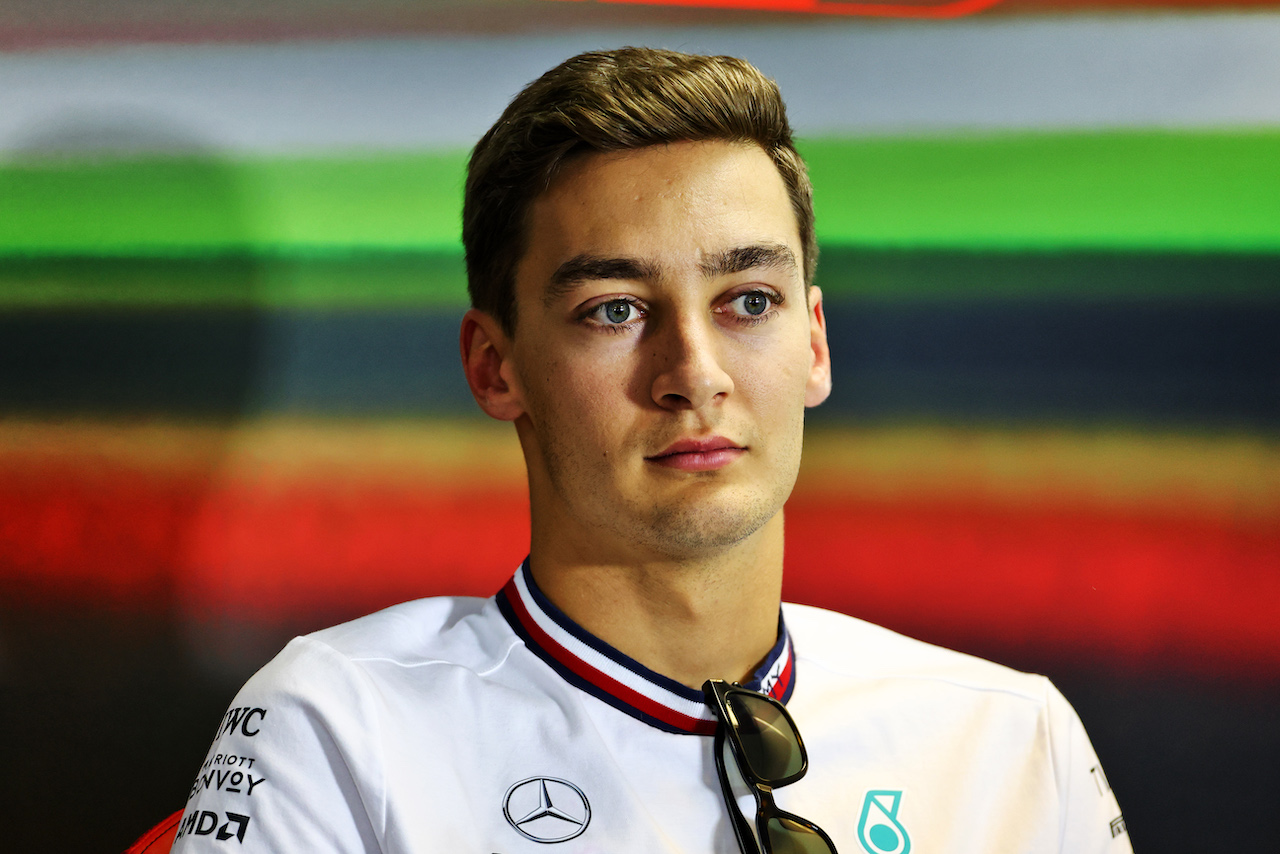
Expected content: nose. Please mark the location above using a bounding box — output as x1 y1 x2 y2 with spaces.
649 313 734 411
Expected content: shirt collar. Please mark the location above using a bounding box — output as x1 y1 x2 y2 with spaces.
496 559 796 736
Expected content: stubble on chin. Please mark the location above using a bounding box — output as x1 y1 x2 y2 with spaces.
639 487 783 558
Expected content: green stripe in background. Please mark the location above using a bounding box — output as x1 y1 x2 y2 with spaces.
0 150 470 255
1 129 1278 307
804 130 1280 253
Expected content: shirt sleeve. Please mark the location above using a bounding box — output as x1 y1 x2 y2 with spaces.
171 636 386 854
1046 682 1133 854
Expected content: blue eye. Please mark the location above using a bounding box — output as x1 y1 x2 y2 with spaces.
604 301 631 323
600 300 637 324
729 292 774 317
741 293 769 316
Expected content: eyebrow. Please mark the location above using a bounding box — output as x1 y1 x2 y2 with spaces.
699 243 799 280
544 243 798 307
545 255 662 307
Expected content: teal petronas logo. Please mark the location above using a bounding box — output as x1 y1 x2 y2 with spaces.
857 790 911 854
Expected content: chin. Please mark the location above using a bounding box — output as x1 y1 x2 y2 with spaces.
639 492 781 557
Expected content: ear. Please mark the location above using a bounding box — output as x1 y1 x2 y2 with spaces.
804 285 832 408
459 308 526 421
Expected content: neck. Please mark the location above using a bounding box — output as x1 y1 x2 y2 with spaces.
527 514 785 690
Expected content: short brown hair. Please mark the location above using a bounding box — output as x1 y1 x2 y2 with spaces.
463 46 816 335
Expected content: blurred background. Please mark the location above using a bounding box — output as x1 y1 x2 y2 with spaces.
1 0 1276 850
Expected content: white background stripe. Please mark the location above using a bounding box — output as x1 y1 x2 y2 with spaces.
2 13 1278 156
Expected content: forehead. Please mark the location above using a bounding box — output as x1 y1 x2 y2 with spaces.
517 140 801 292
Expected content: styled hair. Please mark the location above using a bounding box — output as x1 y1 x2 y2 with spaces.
463 46 816 334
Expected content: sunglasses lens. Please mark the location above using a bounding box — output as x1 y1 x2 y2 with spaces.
766 816 837 854
726 692 804 781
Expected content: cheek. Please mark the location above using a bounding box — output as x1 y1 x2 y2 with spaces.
523 349 634 441
732 335 814 409
553 353 620 407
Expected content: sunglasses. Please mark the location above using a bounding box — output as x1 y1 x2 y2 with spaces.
702 679 839 854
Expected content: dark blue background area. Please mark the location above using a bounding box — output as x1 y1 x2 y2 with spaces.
817 299 1280 428
2 300 1276 429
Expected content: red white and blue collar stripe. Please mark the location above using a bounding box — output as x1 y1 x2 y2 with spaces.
496 559 796 736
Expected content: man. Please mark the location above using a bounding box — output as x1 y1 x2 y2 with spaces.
173 48 1129 853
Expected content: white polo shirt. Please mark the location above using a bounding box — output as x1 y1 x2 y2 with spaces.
172 562 1131 853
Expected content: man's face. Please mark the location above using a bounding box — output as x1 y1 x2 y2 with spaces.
493 140 830 563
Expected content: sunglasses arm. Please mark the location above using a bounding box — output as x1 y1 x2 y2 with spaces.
713 725 766 854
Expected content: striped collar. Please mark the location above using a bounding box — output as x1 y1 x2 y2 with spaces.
496 559 796 736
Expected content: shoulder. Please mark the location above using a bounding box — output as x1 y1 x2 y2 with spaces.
782 602 1049 704
173 596 510 853
783 605 1131 852
307 594 503 666
240 594 516 705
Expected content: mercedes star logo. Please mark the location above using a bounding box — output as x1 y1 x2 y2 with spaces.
502 776 591 843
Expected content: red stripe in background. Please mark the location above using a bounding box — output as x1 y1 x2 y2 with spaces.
783 495 1280 680
8 0 1276 52
572 0 1006 21
1 471 1276 679
559 0 1280 19
0 468 524 612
